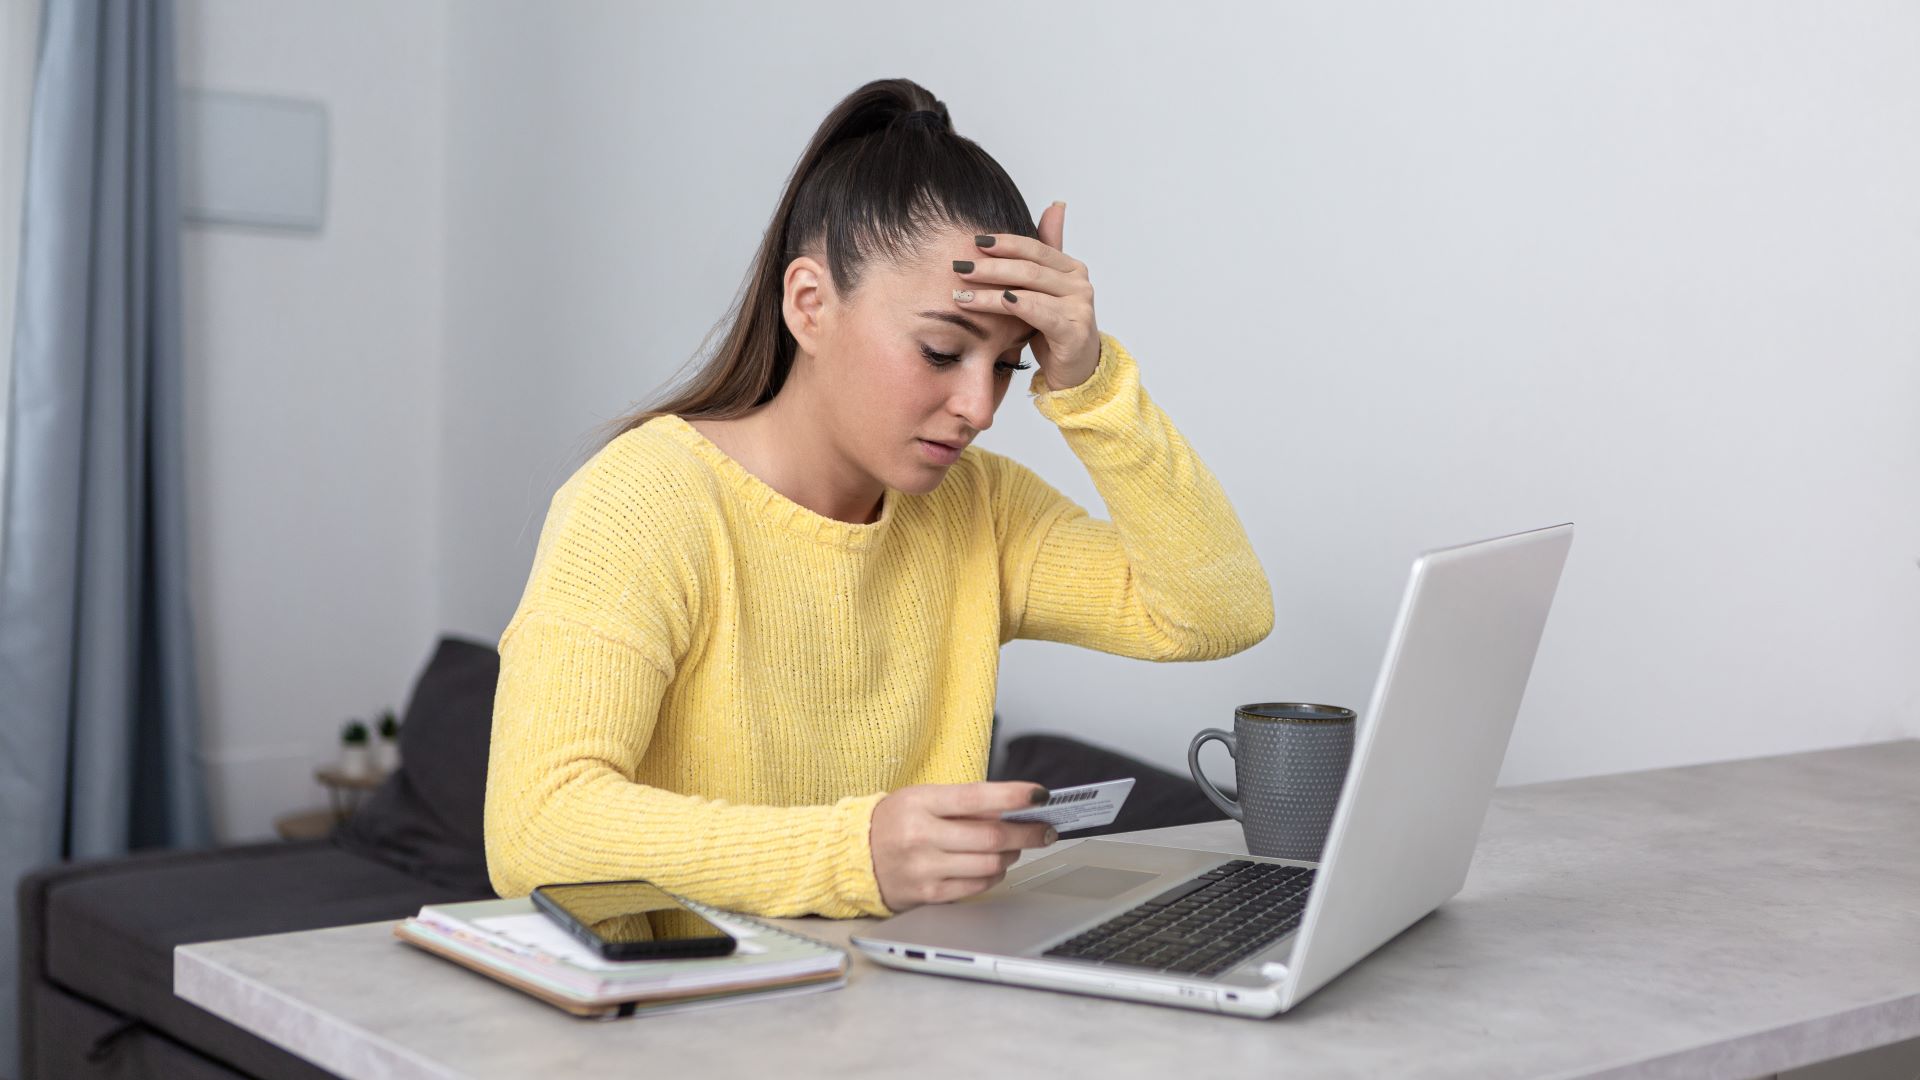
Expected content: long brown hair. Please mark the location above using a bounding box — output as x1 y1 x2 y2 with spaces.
590 77 1040 452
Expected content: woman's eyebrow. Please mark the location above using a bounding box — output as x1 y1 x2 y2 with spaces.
917 310 1041 346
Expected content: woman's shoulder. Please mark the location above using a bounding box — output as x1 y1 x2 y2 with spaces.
578 415 720 493
544 417 724 546
505 419 719 657
511 419 719 628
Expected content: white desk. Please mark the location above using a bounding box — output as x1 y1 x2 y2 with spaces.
176 740 1920 1079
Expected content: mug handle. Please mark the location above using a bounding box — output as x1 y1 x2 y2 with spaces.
1188 728 1242 821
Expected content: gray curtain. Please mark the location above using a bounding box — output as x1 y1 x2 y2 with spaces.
0 0 212 1071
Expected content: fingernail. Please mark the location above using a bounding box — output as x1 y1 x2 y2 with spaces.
1044 827 1059 844
1003 290 1018 304
952 260 973 273
1051 200 1066 209
974 234 995 247
1030 787 1050 805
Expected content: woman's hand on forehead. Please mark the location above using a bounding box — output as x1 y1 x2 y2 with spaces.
949 202 1101 391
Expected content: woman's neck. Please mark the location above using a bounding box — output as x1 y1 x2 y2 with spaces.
691 389 885 525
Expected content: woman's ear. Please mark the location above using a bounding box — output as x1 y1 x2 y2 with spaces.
782 256 831 357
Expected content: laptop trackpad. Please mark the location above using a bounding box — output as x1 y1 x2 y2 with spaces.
1021 865 1159 900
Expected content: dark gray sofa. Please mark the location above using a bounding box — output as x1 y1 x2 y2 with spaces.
16 636 1231 1080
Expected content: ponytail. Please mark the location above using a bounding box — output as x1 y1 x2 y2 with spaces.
590 77 1039 451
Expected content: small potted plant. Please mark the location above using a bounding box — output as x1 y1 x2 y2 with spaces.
373 708 402 774
339 719 372 779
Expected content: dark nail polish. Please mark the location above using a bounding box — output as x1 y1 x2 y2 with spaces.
952 260 973 273
1003 290 1018 304
1030 787 1050 805
975 234 995 247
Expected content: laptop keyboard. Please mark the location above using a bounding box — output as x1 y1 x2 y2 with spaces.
1040 859 1315 978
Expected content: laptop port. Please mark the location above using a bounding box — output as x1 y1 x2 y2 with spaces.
905 949 926 960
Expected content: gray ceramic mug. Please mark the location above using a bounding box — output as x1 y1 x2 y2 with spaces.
1188 703 1358 862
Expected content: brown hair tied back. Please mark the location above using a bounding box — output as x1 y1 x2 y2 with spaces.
899 108 948 131
587 79 1036 454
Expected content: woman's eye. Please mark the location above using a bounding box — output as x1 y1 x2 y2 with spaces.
921 344 1035 373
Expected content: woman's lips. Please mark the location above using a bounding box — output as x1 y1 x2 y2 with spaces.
918 438 962 464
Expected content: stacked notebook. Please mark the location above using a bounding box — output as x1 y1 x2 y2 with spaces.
394 894 848 1019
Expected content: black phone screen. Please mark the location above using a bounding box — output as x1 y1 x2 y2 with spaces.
532 880 736 958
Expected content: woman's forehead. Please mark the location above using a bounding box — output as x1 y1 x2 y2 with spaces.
874 248 1034 347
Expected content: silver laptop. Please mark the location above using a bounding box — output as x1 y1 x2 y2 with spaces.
850 522 1574 1018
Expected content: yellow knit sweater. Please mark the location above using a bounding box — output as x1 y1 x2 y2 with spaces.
484 331 1274 918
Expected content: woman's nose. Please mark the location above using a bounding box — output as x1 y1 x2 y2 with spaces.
951 369 997 432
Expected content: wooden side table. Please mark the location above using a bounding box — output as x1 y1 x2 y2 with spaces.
272 764 393 840
312 764 390 819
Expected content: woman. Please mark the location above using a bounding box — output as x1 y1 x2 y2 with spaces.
483 78 1274 920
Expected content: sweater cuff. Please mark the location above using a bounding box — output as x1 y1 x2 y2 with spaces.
1028 331 1122 410
829 790 894 917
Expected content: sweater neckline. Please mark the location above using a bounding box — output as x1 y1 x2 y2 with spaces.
651 414 897 552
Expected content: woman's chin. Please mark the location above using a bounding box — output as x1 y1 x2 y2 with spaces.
896 472 946 496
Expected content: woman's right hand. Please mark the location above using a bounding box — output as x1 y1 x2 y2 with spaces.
869 781 1060 912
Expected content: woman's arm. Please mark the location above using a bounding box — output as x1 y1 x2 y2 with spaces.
993 332 1274 660
483 609 891 918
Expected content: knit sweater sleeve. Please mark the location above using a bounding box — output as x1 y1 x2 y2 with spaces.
992 331 1274 660
482 455 890 918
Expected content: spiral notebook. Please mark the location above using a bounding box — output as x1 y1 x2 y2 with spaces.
395 893 849 1019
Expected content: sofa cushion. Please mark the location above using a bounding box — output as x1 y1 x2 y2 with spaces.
332 635 499 894
42 839 490 1060
988 732 1234 838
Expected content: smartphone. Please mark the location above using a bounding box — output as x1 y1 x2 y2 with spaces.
530 879 737 961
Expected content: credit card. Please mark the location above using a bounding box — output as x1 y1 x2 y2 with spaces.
999 777 1135 833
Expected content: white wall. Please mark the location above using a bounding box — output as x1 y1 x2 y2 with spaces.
436 1 1920 792
175 0 447 840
